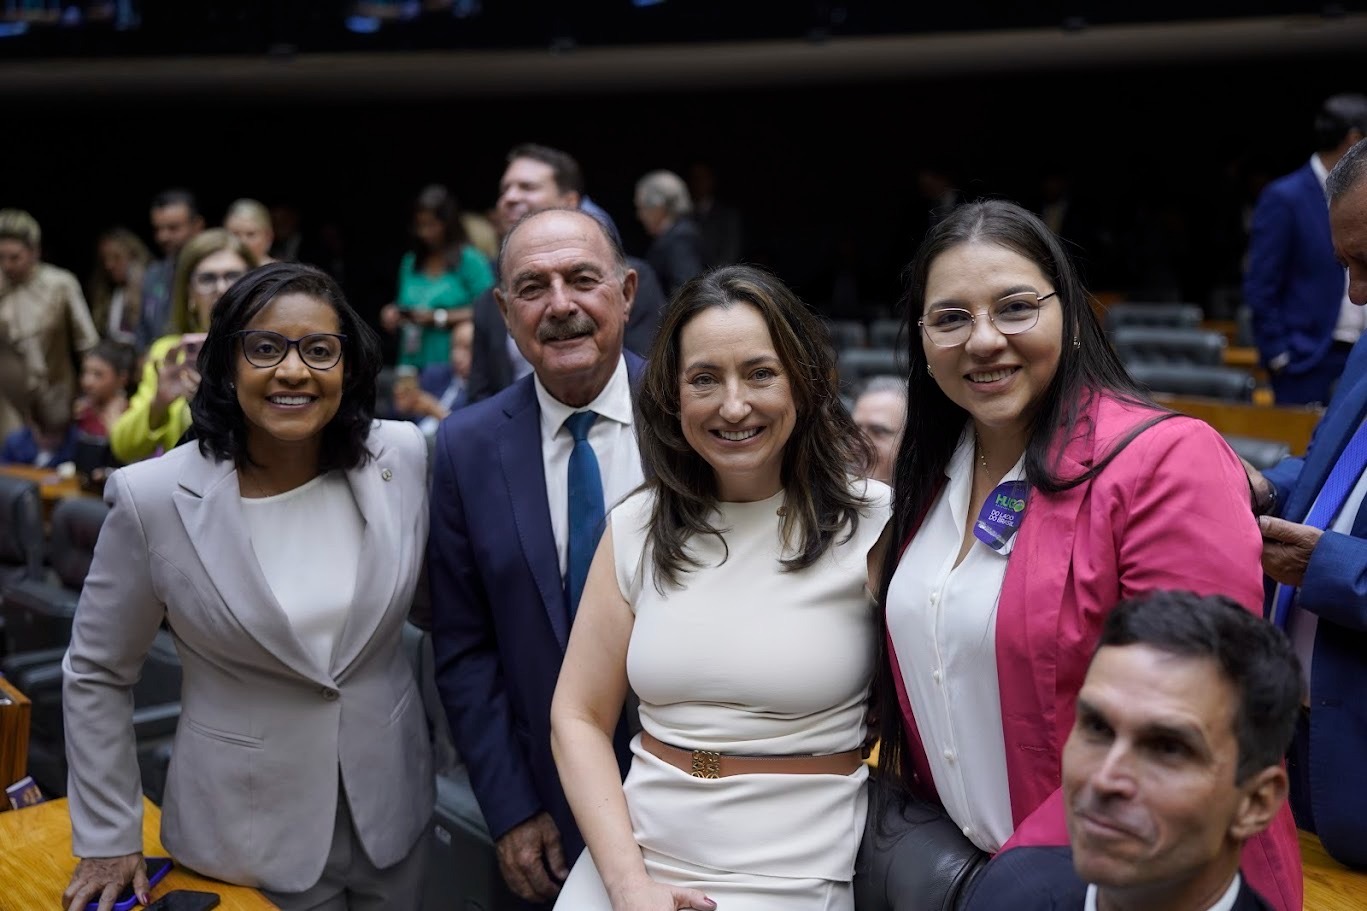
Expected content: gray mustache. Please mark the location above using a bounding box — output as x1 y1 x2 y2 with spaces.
538 314 596 343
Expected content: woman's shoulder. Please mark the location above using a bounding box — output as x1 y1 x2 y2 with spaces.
850 476 892 511
369 418 428 465
611 485 656 527
1088 393 1233 476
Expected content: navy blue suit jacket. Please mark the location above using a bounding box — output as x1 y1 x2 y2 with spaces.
1262 336 1367 867
428 352 644 862
963 846 1272 911
1244 161 1345 376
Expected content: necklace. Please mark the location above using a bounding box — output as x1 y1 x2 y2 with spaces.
974 430 990 475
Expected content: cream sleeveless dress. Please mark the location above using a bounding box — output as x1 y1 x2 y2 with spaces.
556 479 891 910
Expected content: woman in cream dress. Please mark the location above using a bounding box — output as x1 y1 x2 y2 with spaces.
551 265 890 911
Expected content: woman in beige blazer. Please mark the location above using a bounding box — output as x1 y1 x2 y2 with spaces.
62 262 433 911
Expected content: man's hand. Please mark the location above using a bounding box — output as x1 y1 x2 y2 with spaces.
62 854 148 911
495 812 568 903
1259 515 1324 587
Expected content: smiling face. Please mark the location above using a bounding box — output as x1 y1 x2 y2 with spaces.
235 292 345 456
497 157 579 229
1063 645 1252 896
495 210 635 406
678 302 797 502
921 241 1064 444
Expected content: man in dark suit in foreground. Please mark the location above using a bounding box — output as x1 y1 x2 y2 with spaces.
965 591 1300 911
429 208 644 907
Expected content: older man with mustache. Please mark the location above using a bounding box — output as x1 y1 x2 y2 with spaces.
429 208 645 908
961 590 1300 911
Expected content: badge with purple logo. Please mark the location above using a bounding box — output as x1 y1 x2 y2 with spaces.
974 480 1029 553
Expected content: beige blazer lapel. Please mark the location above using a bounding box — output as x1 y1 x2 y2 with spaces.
171 447 331 686
330 434 403 677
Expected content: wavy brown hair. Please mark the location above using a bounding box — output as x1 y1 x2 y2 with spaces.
637 264 874 590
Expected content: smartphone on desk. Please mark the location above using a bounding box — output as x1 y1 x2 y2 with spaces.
84 856 173 911
145 890 220 911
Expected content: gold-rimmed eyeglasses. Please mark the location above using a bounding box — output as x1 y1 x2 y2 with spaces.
918 291 1058 348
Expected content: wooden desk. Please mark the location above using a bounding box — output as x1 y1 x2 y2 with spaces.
0 463 90 516
0 675 30 806
1153 395 1323 455
0 797 277 910
1301 829 1367 911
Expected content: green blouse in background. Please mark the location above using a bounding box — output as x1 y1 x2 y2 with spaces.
396 246 494 368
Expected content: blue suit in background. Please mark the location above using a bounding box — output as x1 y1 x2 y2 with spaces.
427 352 644 882
1244 160 1349 405
1263 337 1367 867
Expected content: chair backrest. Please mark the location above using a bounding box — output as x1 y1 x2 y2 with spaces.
1104 303 1203 332
869 319 904 350
839 349 905 390
49 496 111 591
0 474 45 579
825 319 868 351
1110 327 1226 367
1223 434 1292 471
1127 363 1256 402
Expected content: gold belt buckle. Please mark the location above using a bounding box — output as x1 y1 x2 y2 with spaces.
690 749 722 779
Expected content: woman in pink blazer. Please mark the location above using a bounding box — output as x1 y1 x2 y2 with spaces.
871 200 1300 911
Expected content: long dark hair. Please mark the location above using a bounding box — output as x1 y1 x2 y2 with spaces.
409 183 472 271
192 262 382 472
872 199 1168 798
637 264 873 590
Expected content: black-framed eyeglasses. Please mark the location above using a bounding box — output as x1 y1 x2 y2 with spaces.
918 290 1058 348
233 330 347 370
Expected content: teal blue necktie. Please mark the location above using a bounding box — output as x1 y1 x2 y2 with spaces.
1271 419 1367 629
564 411 605 616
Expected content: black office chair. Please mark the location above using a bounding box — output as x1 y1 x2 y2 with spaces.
1103 303 1203 332
1110 327 1227 367
17 628 183 800
0 474 45 590
826 319 868 352
1127 363 1256 402
1224 435 1292 471
402 622 516 910
0 496 109 656
868 319 904 351
839 349 906 393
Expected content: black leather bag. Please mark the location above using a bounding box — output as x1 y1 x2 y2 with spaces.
854 777 989 911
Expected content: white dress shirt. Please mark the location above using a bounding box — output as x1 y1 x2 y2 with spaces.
1310 154 1364 345
1286 418 1367 697
535 355 644 579
886 429 1021 853
1085 873 1241 911
241 471 363 670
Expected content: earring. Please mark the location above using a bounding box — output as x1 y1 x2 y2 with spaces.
228 381 236 390
1073 335 1081 350
926 364 935 377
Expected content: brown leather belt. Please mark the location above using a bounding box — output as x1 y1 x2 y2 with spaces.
641 732 863 779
